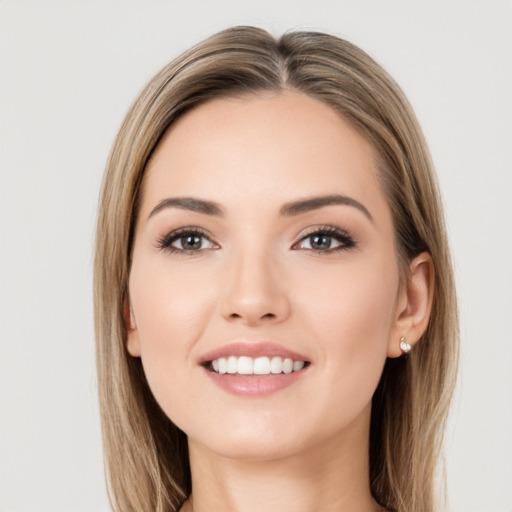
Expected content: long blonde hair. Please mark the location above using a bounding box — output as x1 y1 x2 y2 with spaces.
94 26 458 512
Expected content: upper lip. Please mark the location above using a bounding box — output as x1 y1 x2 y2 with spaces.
199 341 310 365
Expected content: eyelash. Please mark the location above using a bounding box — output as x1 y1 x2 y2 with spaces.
156 227 216 254
292 225 356 253
156 225 356 255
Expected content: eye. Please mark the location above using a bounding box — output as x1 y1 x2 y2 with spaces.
157 227 218 254
293 226 355 253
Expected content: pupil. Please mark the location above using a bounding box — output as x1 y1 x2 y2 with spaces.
311 235 331 249
183 235 202 249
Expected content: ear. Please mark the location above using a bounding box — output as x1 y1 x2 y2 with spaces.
388 252 434 358
124 298 141 357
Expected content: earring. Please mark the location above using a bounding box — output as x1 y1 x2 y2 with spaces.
399 336 411 354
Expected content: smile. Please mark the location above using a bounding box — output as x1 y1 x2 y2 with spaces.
200 342 311 396
209 356 306 375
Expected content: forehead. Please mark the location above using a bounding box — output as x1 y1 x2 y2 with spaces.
141 90 388 218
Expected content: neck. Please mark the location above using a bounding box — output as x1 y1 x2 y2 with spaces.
182 404 382 512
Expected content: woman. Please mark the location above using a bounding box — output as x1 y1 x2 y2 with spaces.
94 26 458 512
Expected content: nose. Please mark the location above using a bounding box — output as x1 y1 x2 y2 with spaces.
220 248 291 326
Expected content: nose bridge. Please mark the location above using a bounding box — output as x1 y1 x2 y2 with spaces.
220 241 289 325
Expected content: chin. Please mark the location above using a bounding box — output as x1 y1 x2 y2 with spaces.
187 418 310 462
202 437 302 462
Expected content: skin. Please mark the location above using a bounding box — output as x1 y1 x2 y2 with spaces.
126 90 433 512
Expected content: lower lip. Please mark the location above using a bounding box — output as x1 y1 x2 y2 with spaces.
203 367 308 397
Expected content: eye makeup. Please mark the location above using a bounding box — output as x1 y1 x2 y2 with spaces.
292 225 356 253
156 226 218 254
156 223 357 256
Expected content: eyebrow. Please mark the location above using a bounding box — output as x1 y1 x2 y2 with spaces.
148 194 372 222
148 197 224 219
279 195 373 221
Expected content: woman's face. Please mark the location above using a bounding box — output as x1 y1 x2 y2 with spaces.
127 90 404 460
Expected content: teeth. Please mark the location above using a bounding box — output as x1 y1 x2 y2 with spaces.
227 356 238 374
293 360 304 371
253 356 270 375
282 358 293 374
238 356 253 375
209 356 307 375
270 356 283 374
218 357 227 374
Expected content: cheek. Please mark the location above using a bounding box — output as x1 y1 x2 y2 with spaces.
294 254 399 411
298 254 398 338
127 256 219 412
335 274 394 348
130 256 217 343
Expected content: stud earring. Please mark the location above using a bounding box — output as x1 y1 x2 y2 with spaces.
399 336 411 354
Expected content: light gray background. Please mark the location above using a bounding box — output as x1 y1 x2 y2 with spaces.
1 1 511 511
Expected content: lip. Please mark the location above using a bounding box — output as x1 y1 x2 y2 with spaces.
199 341 309 365
204 368 308 397
199 341 311 397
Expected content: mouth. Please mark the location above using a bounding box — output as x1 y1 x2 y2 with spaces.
199 342 311 395
205 356 310 375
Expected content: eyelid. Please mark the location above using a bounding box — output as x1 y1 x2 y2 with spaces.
156 226 219 253
291 225 356 252
156 224 356 255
